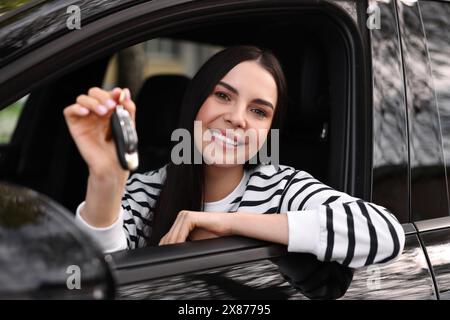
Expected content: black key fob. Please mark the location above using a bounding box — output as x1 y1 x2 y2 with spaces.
110 91 139 171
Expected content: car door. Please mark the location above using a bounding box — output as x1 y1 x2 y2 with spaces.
396 0 450 300
343 0 435 299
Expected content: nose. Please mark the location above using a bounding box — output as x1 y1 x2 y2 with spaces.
223 104 247 129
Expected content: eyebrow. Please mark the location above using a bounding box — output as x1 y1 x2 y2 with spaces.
217 81 274 110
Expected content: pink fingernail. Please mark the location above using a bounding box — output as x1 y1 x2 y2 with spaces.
105 99 116 109
79 107 89 115
97 105 107 115
125 88 131 101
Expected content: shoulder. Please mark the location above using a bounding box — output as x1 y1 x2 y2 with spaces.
125 164 168 189
243 165 319 198
248 164 313 180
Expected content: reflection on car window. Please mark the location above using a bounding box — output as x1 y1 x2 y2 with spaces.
0 95 27 144
420 0 450 218
371 1 409 223
397 0 450 221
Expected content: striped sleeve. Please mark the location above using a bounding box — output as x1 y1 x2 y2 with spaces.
280 170 405 268
121 165 166 249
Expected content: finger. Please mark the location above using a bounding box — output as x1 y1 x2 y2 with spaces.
76 94 108 116
164 214 182 244
159 235 166 246
63 103 90 119
174 211 193 243
88 87 117 110
175 223 190 244
111 87 122 97
121 88 136 123
109 88 136 124
166 211 187 244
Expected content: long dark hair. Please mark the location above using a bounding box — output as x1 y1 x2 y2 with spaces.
148 45 288 245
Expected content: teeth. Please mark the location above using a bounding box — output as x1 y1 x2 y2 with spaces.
211 130 242 146
212 131 236 146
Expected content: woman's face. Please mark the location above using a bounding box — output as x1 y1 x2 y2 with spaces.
194 60 278 167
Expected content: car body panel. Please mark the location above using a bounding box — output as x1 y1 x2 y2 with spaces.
418 226 450 300
113 226 435 300
343 232 435 299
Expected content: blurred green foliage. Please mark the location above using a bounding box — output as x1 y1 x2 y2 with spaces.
0 99 26 144
0 185 41 229
0 0 32 15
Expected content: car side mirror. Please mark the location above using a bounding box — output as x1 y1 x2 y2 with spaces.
0 182 115 299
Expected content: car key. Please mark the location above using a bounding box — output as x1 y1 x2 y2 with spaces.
110 90 139 171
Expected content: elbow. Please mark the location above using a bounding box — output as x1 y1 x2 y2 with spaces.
350 223 406 268
376 223 406 265
393 225 406 260
389 220 406 262
369 203 406 265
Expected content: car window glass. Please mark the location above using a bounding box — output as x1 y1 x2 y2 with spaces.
397 0 450 221
0 95 27 144
371 1 409 223
419 0 450 218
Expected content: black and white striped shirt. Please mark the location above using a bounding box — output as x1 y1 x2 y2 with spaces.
75 164 405 268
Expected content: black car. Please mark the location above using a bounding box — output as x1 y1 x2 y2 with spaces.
0 0 449 300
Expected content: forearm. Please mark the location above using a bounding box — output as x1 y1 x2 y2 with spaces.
82 172 128 227
230 212 289 245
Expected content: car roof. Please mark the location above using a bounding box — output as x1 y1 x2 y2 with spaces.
0 0 150 67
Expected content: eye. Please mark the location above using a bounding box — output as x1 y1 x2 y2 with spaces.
214 91 230 101
251 108 267 119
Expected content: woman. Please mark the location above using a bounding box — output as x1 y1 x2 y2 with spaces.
64 45 405 269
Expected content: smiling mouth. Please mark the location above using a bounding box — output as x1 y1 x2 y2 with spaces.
208 129 245 147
